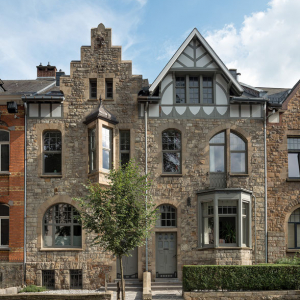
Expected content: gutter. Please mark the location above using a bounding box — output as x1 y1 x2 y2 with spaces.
230 97 268 104
22 95 64 102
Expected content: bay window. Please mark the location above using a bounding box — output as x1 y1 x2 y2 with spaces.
198 190 251 248
102 126 113 170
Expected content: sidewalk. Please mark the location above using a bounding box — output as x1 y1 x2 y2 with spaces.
112 289 183 300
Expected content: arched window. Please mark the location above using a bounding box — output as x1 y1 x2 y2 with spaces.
209 132 225 173
288 208 300 249
0 204 9 247
0 130 9 172
162 129 181 173
43 204 81 248
156 204 176 227
43 131 62 174
209 130 247 188
230 132 246 173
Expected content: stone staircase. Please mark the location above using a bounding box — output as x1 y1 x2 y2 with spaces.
100 279 142 292
151 280 182 291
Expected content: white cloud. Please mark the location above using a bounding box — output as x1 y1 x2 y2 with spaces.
0 0 145 79
204 0 300 88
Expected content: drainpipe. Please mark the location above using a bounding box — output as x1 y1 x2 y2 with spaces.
23 102 27 284
145 102 149 272
252 194 257 265
264 102 268 263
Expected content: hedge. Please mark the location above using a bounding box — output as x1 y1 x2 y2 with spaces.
183 265 300 291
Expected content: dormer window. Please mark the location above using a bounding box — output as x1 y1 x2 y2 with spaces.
174 75 215 104
189 77 199 104
203 76 213 104
175 77 186 103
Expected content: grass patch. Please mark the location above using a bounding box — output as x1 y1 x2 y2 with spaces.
19 285 47 293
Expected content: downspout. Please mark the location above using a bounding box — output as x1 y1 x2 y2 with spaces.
264 102 268 263
145 102 149 272
253 194 257 265
23 102 27 284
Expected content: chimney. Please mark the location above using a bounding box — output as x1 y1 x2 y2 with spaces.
56 69 65 86
37 62 57 79
229 69 241 81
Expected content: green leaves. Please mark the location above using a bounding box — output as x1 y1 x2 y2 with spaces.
74 159 157 257
183 265 300 291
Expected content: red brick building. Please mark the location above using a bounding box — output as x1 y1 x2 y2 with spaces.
0 68 59 287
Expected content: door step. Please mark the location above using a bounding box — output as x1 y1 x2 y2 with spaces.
99 280 142 292
151 281 182 291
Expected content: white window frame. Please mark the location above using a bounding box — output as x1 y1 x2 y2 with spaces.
102 126 113 170
0 204 9 248
0 130 9 172
287 137 300 178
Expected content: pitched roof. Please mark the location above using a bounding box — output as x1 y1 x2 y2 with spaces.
149 28 244 95
84 98 118 125
0 79 56 95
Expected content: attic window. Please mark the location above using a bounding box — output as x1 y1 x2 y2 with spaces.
175 77 185 103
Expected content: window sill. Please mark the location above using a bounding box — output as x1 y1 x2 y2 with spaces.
160 174 182 177
154 227 178 232
88 170 98 177
197 247 252 251
40 175 62 178
286 178 300 182
88 98 98 101
39 248 83 252
0 247 10 251
229 173 249 177
0 172 11 176
286 249 300 253
103 98 114 102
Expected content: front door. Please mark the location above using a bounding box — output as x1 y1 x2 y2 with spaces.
156 232 177 278
117 247 138 279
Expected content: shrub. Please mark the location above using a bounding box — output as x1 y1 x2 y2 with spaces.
19 285 47 293
183 265 300 292
275 254 300 265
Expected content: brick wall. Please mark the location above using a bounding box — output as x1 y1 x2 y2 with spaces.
0 105 25 265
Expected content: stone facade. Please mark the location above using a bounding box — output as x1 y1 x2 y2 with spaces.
25 24 145 289
24 22 270 288
267 83 300 262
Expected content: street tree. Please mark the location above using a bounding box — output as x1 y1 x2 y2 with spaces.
74 160 157 300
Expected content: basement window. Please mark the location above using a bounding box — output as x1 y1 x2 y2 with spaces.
42 270 55 289
70 270 82 289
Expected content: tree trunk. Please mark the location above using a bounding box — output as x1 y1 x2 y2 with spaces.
119 255 125 300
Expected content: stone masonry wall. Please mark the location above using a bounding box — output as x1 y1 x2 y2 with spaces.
25 24 144 289
134 118 265 279
0 263 23 289
267 87 300 262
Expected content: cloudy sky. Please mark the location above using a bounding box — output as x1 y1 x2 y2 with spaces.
0 0 299 88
